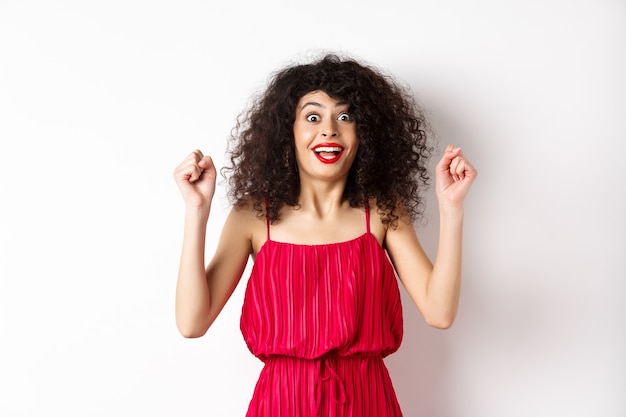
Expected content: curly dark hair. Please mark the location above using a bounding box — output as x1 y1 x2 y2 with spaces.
222 53 433 228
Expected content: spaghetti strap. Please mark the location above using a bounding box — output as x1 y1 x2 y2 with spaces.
365 203 371 234
264 198 271 240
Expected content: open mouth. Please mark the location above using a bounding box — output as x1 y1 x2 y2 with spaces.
313 144 344 163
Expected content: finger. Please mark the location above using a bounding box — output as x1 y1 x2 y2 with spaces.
456 156 480 184
449 156 459 172
174 162 200 182
448 160 457 181
198 155 213 169
437 145 462 171
178 150 208 174
191 149 204 161
454 158 466 181
448 155 461 181
188 164 203 183
175 151 200 172
174 159 203 183
193 156 218 183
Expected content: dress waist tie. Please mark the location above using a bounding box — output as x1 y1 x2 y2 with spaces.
314 355 347 416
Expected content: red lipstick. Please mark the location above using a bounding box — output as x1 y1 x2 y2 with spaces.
312 143 344 164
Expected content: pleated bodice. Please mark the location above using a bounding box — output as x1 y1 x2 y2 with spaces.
239 208 404 416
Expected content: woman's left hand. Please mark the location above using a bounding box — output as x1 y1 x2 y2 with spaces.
435 144 478 209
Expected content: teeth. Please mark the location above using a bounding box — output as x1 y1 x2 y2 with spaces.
314 147 342 153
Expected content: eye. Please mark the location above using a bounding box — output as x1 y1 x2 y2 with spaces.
306 114 320 122
338 112 351 122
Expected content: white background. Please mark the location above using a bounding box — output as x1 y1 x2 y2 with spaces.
1 1 625 416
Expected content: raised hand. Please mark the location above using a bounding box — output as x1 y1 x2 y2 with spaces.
173 150 217 210
435 144 477 209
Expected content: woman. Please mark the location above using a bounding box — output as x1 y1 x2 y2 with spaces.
173 54 477 416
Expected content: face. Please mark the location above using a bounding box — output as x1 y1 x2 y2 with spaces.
292 90 359 183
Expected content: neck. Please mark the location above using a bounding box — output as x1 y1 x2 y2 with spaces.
297 177 348 218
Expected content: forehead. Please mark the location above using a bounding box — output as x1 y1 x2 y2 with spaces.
297 90 348 109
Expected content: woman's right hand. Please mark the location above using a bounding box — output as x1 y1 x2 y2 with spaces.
173 150 217 210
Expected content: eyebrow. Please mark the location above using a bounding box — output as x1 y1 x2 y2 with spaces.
299 100 349 111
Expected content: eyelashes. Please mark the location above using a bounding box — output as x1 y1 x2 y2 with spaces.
305 112 352 123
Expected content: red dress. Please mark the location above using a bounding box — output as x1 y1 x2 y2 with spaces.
240 207 404 416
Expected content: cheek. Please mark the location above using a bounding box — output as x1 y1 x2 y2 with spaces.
349 137 360 153
293 123 310 142
294 137 310 155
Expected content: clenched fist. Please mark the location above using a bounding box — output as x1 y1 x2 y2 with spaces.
435 144 478 209
173 150 217 211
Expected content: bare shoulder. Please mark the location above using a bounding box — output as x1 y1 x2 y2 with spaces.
368 199 415 247
226 196 267 255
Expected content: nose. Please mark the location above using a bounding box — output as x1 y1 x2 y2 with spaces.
321 119 338 137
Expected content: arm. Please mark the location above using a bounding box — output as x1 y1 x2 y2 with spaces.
385 145 477 329
173 150 251 338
